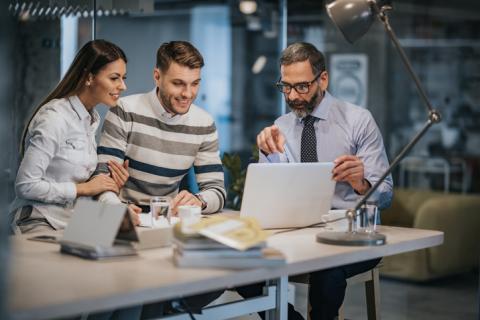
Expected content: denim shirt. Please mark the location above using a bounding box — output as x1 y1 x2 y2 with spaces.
10 96 99 230
259 92 393 210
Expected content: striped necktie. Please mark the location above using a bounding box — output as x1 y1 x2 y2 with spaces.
301 115 318 162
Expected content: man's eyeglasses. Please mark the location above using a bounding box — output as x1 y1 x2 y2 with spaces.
275 72 322 94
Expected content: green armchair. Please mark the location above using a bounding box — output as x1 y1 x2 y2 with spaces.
380 188 480 281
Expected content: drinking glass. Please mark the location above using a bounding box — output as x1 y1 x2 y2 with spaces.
360 202 378 233
150 196 171 225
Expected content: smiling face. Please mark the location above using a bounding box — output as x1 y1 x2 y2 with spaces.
154 62 201 115
281 60 328 118
85 58 127 108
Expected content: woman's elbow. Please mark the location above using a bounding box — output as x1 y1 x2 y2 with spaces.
15 182 30 199
15 180 40 200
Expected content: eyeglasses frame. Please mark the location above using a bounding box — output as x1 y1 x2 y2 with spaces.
275 71 324 94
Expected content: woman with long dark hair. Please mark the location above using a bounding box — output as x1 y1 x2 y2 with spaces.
10 39 132 234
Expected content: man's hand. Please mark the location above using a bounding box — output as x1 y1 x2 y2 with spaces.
256 125 286 155
127 203 141 226
108 160 130 189
170 190 202 216
333 155 370 194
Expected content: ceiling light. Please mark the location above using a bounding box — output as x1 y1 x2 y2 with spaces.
252 55 267 74
239 0 257 15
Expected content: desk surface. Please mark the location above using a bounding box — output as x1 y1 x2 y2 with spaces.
8 226 443 320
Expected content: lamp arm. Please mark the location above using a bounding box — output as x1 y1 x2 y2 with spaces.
350 4 442 212
353 117 435 211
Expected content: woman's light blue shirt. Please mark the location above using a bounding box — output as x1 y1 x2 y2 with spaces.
10 96 99 230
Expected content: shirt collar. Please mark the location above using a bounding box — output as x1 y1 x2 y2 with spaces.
68 95 98 124
310 90 332 120
149 87 188 120
294 90 332 124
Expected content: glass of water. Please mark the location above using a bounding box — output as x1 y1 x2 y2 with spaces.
150 196 171 225
360 202 378 233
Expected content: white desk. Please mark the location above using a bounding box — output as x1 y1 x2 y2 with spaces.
8 226 443 320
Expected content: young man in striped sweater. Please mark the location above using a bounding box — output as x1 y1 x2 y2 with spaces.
95 41 226 316
95 41 226 217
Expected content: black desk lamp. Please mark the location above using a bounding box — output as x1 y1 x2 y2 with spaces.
316 0 442 246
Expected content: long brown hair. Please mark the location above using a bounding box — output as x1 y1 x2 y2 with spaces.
20 39 127 155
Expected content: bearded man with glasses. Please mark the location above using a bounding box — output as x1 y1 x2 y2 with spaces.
249 42 393 320
275 70 323 118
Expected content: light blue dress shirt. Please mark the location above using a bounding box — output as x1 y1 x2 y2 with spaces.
259 91 393 210
10 96 99 230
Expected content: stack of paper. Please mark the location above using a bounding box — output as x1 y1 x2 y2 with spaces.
173 216 285 269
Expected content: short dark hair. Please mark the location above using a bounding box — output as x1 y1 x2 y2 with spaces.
156 41 204 72
280 42 326 75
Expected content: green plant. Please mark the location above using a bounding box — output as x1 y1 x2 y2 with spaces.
222 146 259 210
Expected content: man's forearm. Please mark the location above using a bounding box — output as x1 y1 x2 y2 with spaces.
353 179 371 195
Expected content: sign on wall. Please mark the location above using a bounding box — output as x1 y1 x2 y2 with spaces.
330 54 368 108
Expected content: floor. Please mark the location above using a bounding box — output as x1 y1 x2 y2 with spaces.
343 272 479 320
226 271 479 320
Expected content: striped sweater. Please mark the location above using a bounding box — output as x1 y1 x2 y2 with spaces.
96 89 226 214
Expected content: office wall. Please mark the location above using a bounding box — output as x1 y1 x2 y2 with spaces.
10 19 61 175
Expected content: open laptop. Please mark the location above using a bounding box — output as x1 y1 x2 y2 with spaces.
60 199 139 259
240 162 336 229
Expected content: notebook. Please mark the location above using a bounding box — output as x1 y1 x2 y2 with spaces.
240 162 336 229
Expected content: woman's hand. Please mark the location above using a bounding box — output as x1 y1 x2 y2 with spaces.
108 160 129 188
76 175 119 197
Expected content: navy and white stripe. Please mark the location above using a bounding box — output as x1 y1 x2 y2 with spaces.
96 89 226 213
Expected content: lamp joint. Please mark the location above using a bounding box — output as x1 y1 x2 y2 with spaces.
346 209 356 232
428 109 442 123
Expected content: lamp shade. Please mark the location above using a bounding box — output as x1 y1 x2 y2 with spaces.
326 0 375 43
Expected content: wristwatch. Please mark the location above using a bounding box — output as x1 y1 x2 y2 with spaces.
195 193 207 210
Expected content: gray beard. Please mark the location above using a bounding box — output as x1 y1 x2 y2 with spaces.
291 108 309 119
287 91 319 119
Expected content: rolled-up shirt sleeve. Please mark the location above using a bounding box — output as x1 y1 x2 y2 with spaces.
15 111 77 204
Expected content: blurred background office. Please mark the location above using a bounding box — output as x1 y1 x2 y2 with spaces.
1 0 479 319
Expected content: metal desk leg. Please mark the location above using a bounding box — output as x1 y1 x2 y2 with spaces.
266 276 288 320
